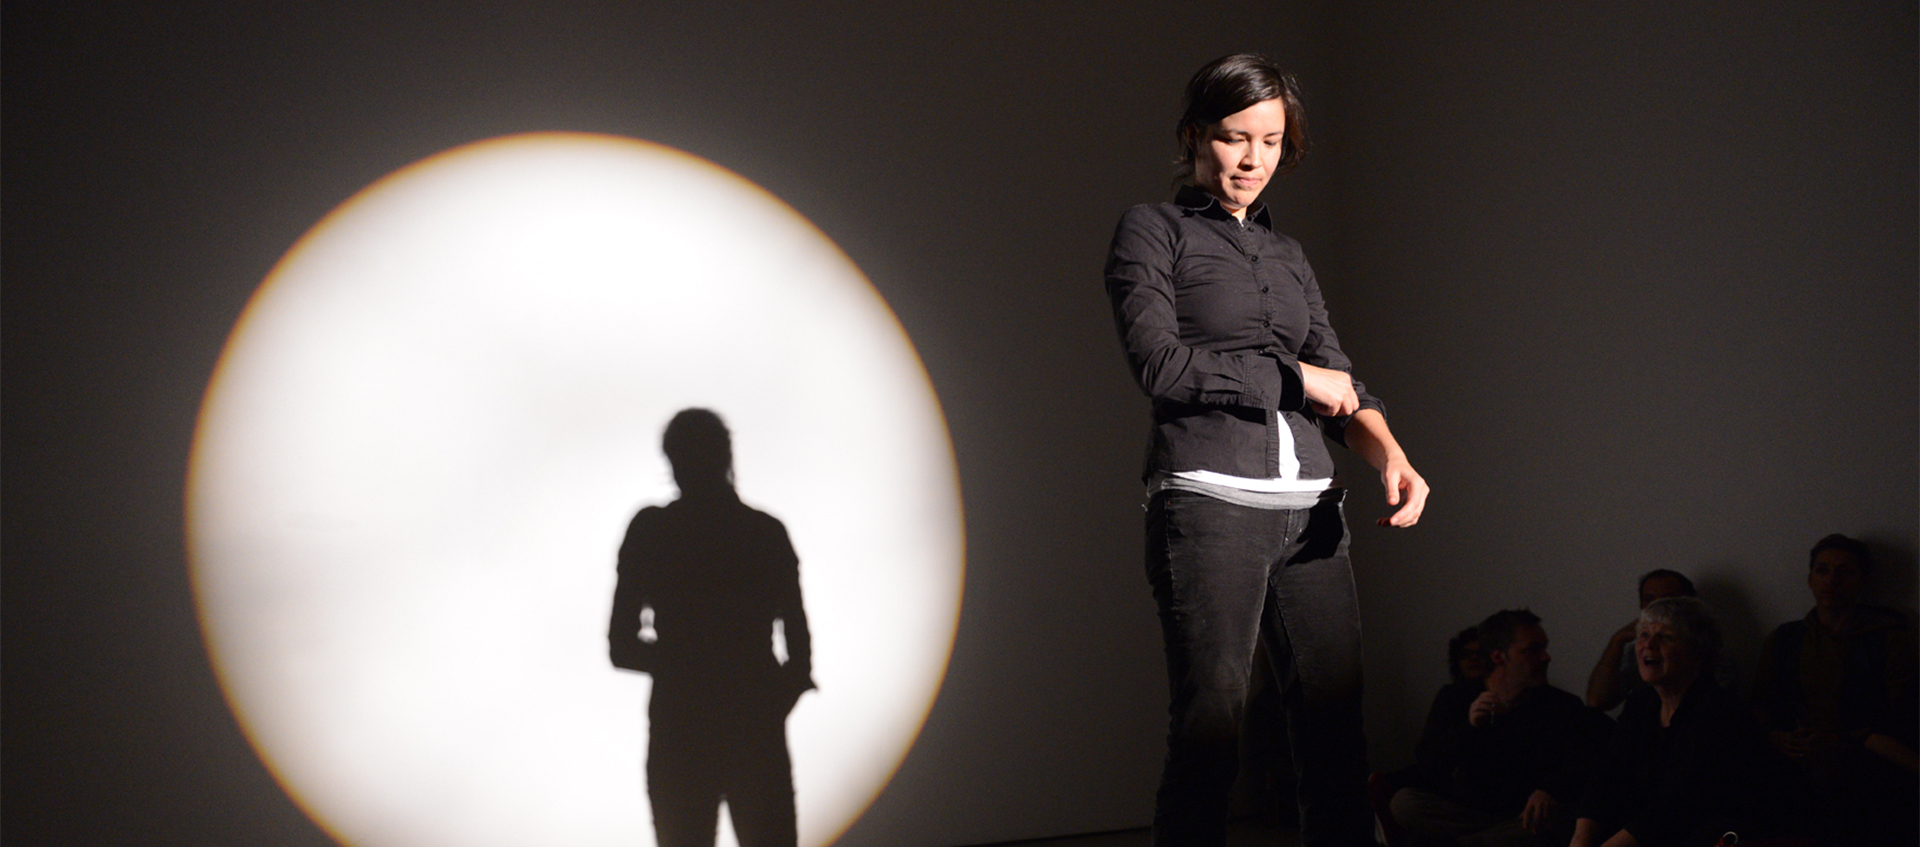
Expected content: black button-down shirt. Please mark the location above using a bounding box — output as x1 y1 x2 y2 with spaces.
1105 185 1383 482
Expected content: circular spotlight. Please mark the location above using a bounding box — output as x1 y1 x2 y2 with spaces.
187 133 964 847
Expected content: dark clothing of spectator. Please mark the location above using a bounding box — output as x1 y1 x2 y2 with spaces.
1412 681 1611 815
1579 680 1803 846
1751 605 1918 845
1752 604 1917 751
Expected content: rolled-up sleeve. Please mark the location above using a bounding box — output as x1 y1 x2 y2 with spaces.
1293 258 1384 445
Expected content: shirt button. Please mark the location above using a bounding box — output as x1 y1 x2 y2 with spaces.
1249 255 1260 263
1261 286 1270 293
1261 319 1270 327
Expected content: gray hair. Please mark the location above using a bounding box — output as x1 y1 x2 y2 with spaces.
1638 596 1721 673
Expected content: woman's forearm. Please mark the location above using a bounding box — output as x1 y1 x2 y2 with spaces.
1343 408 1429 527
1344 408 1404 471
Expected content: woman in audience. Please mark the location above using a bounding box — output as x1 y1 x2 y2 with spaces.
1572 597 1803 847
1449 625 1491 684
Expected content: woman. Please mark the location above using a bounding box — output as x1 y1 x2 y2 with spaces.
1105 54 1429 847
1572 597 1802 847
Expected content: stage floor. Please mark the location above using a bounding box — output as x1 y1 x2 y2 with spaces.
974 820 1304 847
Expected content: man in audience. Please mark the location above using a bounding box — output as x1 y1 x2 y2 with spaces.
1752 533 1917 845
1390 610 1612 847
1585 569 1695 711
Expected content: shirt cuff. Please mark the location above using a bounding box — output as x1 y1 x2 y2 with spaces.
1260 353 1305 411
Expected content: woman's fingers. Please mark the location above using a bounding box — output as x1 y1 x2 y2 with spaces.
1300 362 1359 416
1376 463 1429 527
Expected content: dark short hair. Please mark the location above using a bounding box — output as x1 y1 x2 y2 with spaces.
1175 53 1310 182
1476 608 1542 656
1637 568 1697 597
1639 596 1721 673
1808 533 1871 572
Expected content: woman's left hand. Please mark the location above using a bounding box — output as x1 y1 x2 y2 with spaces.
1344 408 1429 527
1377 455 1428 527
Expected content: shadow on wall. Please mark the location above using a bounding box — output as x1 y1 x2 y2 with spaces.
1694 575 1766 695
608 408 817 847
1862 536 1919 620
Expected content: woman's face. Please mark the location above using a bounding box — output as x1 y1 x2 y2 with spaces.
1635 620 1701 691
1192 98 1287 215
1454 640 1490 682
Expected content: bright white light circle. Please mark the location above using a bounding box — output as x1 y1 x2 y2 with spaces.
187 133 964 847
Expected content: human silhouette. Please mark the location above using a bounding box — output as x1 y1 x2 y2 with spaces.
609 409 815 847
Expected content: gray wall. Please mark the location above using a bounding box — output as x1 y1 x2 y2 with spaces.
5 2 1913 846
1310 1 1919 767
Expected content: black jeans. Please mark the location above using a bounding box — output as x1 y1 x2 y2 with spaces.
1145 489 1372 847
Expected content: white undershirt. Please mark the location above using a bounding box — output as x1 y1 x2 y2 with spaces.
1147 412 1333 509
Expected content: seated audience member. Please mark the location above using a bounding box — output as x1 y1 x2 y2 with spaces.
1371 625 1498 847
1574 597 1807 847
1391 610 1611 847
1751 533 1918 845
1450 625 1492 684
1586 569 1696 711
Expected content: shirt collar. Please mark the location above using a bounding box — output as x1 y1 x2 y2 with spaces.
1175 183 1271 227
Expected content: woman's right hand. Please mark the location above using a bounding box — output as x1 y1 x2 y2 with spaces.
1299 362 1359 416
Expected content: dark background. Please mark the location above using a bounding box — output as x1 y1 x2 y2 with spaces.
6 2 1915 845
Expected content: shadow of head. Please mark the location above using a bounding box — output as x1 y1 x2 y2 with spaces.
663 408 733 496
